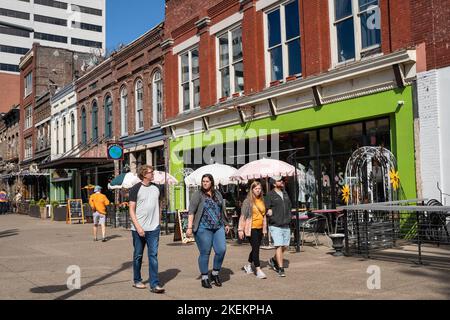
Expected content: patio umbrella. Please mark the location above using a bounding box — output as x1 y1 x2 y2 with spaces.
153 170 178 185
121 172 142 189
230 158 299 182
108 173 127 190
184 163 238 187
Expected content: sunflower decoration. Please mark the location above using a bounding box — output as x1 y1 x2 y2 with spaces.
389 169 400 191
341 184 350 205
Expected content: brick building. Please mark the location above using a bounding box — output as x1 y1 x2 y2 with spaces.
66 23 166 202
0 105 21 196
161 0 447 210
18 43 91 200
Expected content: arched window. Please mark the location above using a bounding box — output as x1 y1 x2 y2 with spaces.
135 80 144 131
81 107 87 144
70 113 75 149
56 120 59 155
120 86 128 136
91 101 98 141
104 95 113 138
152 71 163 126
62 116 66 153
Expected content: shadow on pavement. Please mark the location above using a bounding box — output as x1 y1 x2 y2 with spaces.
103 235 122 242
143 268 181 287
29 261 133 300
0 229 19 239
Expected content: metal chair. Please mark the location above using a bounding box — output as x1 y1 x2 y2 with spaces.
301 212 330 248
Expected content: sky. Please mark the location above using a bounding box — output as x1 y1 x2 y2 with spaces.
106 0 166 52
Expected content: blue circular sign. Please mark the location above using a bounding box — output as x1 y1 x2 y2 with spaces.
108 145 123 160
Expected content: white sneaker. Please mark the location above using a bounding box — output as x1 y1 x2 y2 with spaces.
256 270 267 279
243 263 253 274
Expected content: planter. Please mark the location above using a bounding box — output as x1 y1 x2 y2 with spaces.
270 80 281 87
329 234 345 256
219 97 228 103
29 205 40 218
53 207 67 221
286 75 297 82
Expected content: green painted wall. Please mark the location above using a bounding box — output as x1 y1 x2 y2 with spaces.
170 87 417 209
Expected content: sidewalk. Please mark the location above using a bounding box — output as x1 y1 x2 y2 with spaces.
0 214 449 300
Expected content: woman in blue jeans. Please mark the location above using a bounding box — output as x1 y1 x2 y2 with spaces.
186 174 230 289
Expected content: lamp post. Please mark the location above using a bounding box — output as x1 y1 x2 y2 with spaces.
287 150 301 253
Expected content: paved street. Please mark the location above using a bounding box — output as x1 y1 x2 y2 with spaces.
0 214 449 300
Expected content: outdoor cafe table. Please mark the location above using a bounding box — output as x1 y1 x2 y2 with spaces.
311 209 344 234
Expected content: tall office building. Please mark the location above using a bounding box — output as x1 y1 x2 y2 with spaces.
0 0 106 112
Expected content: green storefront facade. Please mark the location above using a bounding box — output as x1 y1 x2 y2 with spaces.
169 86 417 211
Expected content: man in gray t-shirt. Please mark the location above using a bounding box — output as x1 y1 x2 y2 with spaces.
129 165 165 294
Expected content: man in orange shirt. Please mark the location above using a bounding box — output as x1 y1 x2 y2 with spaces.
89 186 110 242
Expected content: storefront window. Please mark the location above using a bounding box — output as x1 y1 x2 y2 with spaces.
332 122 363 153
366 118 390 148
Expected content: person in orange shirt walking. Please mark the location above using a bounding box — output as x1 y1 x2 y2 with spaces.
238 181 268 279
89 186 110 242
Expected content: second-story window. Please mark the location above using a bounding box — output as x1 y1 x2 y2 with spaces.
152 71 163 126
91 101 98 141
266 0 302 83
81 107 87 145
135 80 144 131
331 0 381 64
24 105 32 129
62 117 66 153
24 72 32 97
56 120 59 154
120 87 128 136
180 47 199 112
70 113 75 149
104 95 113 138
218 26 244 99
25 136 32 159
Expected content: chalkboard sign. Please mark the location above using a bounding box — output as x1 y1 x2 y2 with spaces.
173 210 195 244
67 199 85 224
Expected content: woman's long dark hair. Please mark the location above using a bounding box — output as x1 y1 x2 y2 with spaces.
201 174 219 203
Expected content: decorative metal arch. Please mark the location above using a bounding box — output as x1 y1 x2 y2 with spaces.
345 146 398 205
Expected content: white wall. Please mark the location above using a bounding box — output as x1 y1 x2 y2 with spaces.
418 66 450 205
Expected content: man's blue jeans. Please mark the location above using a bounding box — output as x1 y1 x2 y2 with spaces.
132 226 161 289
194 226 227 275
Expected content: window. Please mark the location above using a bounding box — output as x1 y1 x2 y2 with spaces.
120 87 128 136
62 117 66 153
34 32 67 44
104 95 113 138
218 26 244 98
71 4 102 16
24 105 32 129
24 72 32 97
81 108 87 144
24 137 32 159
34 0 67 10
71 38 102 49
55 121 59 154
91 101 98 141
0 25 30 38
152 71 163 126
331 0 381 64
70 113 75 149
266 0 302 83
34 14 67 26
71 21 102 33
0 45 29 55
135 80 144 131
180 47 200 112
0 8 30 20
0 63 19 72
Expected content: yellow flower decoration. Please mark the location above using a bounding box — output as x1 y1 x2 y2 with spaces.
341 184 350 205
390 169 400 191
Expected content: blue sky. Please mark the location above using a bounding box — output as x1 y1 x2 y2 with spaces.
106 0 165 52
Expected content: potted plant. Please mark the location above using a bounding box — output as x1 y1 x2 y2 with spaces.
38 199 48 219
52 201 67 221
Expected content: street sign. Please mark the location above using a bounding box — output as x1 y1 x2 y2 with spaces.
107 143 124 161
